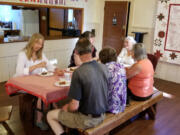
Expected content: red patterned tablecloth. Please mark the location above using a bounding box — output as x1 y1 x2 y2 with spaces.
5 75 69 105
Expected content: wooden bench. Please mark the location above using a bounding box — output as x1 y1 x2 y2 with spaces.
76 90 163 135
0 105 13 134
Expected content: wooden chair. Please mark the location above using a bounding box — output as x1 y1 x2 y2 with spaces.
147 53 159 71
0 105 13 134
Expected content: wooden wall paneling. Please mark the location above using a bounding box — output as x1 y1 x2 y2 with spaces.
74 9 83 31
64 9 68 29
47 8 50 36
39 8 48 37
49 8 64 36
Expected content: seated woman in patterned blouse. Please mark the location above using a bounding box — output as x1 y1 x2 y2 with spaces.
99 47 127 114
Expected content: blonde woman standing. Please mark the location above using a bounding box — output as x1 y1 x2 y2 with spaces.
15 33 61 130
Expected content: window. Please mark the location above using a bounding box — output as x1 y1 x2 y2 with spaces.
68 9 73 23
0 4 83 43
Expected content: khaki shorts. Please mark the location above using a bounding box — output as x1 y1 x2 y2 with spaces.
58 110 105 130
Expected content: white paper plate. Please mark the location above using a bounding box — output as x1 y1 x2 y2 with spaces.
54 81 71 87
38 72 54 77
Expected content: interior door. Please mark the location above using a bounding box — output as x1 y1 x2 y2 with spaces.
103 1 130 54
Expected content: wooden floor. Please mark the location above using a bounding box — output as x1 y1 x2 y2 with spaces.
0 78 180 135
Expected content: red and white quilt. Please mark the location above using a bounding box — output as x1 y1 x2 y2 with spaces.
154 0 180 65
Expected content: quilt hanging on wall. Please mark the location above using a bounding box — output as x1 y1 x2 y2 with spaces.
154 0 180 65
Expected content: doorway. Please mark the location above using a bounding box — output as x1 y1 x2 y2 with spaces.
102 1 130 54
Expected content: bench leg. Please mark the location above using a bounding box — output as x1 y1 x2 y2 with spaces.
147 105 156 120
139 110 146 118
153 103 157 112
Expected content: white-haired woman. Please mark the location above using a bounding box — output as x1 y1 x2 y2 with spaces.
126 43 154 101
117 36 136 66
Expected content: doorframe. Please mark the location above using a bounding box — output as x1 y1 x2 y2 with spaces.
126 2 131 36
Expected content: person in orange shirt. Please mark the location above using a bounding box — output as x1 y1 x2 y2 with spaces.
126 43 154 101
